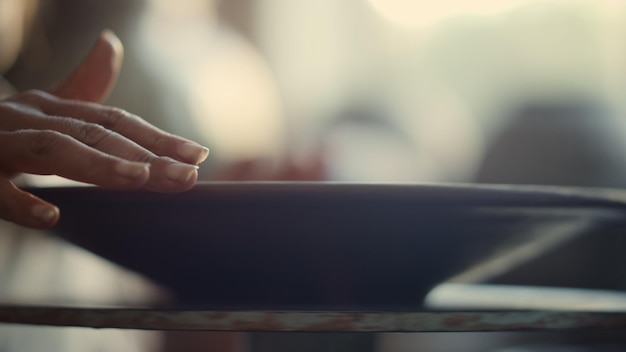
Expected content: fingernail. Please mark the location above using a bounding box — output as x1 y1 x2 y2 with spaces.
166 163 199 183
177 143 210 164
31 204 59 224
100 28 122 52
115 161 150 178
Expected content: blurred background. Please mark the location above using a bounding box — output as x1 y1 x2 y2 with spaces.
7 0 626 186
3 0 626 351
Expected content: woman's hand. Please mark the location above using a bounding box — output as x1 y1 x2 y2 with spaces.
0 31 209 229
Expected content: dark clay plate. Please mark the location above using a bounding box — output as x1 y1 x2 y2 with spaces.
28 182 626 310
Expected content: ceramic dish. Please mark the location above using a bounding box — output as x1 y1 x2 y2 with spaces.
29 182 626 310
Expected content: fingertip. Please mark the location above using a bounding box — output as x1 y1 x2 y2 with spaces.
165 162 199 191
179 168 199 192
49 28 124 103
115 160 150 179
142 159 199 193
113 160 151 189
100 29 123 56
177 142 210 165
0 179 59 229
30 203 60 228
99 29 123 72
100 28 117 41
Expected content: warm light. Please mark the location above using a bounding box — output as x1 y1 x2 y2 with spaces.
138 0 285 160
367 0 531 28
189 39 284 160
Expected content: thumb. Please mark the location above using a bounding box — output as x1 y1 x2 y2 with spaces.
49 30 124 103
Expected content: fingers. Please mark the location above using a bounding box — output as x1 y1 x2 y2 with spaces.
40 117 201 192
3 89 207 192
0 103 201 192
0 178 60 229
38 95 210 165
0 129 198 192
0 130 151 189
49 30 123 103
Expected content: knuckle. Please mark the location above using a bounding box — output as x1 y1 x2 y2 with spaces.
146 133 166 150
73 122 110 147
27 130 66 157
12 89 53 104
96 107 128 130
135 152 157 164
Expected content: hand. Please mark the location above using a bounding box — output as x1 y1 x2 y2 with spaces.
0 30 209 229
